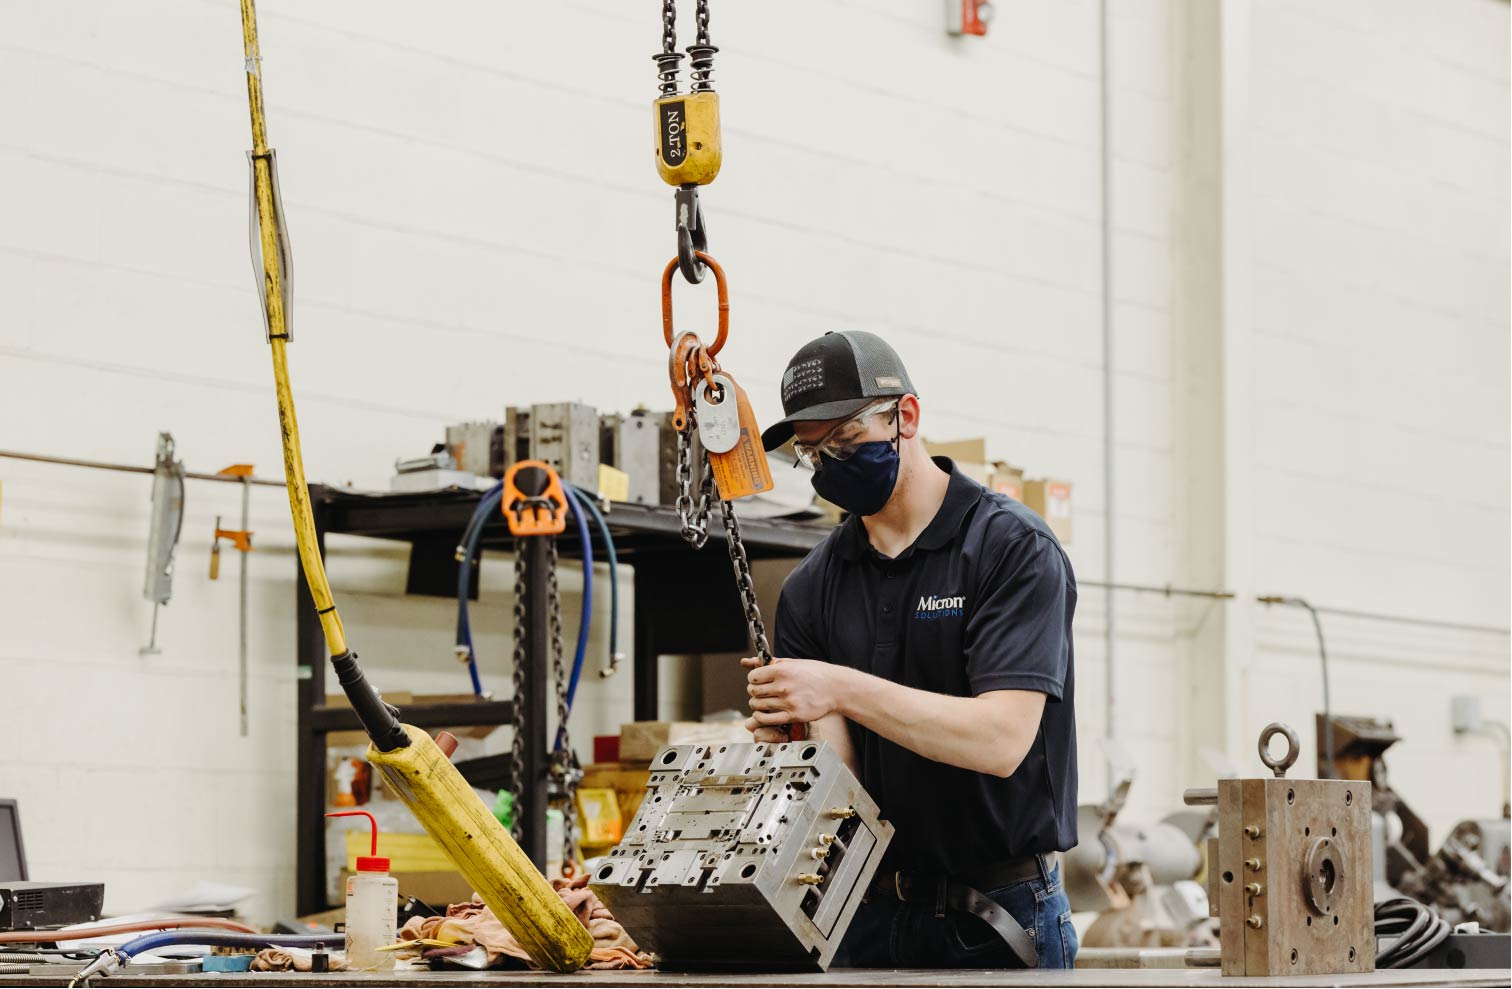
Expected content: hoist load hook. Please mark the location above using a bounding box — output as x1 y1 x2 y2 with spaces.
662 250 728 355
675 185 709 283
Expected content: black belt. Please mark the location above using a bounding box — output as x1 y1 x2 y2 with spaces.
867 853 1048 968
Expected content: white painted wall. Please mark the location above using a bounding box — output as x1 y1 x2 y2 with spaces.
0 0 1504 923
1242 0 1511 841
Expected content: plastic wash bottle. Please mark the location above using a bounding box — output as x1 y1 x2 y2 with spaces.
325 810 397 971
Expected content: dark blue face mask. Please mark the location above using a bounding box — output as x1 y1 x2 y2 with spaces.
811 439 899 517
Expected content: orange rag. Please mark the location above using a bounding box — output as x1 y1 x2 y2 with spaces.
399 875 652 971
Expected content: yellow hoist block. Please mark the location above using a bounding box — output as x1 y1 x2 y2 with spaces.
654 91 721 187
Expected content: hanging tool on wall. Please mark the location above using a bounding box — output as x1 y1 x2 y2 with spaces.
498 460 582 877
209 464 255 736
140 432 185 655
653 0 721 284
233 0 590 971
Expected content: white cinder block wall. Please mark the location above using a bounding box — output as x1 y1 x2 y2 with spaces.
1242 0 1511 842
0 0 1505 922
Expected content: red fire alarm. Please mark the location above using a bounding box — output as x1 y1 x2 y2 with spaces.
946 0 994 37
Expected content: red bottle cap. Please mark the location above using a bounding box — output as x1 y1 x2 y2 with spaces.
325 810 389 872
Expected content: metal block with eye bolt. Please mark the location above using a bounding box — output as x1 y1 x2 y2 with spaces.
588 741 893 971
1187 722 1374 978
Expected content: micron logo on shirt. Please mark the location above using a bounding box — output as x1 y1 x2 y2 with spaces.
914 594 965 620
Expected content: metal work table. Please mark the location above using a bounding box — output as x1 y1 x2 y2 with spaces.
295 483 829 915
0 968 1505 987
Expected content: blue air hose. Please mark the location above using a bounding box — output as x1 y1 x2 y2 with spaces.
455 483 592 713
75 931 341 981
557 484 592 751
118 931 339 960
455 482 505 696
567 484 619 681
454 482 622 744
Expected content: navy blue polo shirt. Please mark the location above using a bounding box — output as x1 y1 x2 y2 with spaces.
774 458 1078 876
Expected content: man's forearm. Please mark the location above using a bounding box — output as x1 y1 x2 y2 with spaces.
834 667 1031 777
808 713 859 777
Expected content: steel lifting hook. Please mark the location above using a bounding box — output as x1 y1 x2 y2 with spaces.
675 186 709 283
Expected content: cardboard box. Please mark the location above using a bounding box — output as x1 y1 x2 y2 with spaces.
990 462 1025 501
1023 478 1072 543
618 721 750 763
927 438 991 487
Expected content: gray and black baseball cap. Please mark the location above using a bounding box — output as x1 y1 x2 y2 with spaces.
761 331 916 451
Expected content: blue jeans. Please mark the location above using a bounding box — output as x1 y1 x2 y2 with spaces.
833 862 1078 969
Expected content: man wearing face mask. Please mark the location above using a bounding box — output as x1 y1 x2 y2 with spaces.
746 331 1079 970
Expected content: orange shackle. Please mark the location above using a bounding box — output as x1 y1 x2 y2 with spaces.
662 251 728 357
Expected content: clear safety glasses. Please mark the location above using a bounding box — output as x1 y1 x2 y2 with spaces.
791 400 900 470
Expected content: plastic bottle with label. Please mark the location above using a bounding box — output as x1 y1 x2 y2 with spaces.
325 810 397 971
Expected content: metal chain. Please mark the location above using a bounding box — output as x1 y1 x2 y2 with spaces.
674 426 714 548
662 0 677 54
655 0 684 95
507 540 529 842
687 0 716 92
695 0 711 46
546 537 580 873
719 494 772 663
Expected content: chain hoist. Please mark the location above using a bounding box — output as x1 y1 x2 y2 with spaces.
652 3 804 735
653 0 720 284
501 460 579 873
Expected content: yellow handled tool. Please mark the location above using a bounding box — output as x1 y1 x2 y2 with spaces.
235 0 591 971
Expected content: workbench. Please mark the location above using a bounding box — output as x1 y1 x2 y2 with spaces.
0 968 1504 987
295 484 830 914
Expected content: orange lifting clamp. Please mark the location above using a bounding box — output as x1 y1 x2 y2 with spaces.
501 460 568 537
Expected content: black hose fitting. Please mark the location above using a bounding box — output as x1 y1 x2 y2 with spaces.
331 650 410 751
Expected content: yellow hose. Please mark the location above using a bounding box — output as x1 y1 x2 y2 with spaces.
233 2 592 971
242 0 346 657
270 339 348 655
